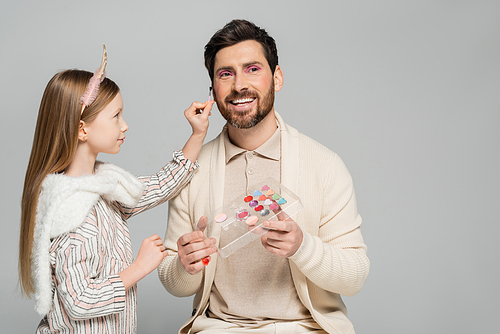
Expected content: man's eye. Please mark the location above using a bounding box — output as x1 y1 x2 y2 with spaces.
246 66 261 73
218 71 233 78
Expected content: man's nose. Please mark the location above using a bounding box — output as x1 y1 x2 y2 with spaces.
233 73 249 92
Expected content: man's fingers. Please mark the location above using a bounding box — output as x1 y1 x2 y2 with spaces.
186 259 208 274
263 219 292 232
182 237 216 255
274 208 291 222
178 230 204 247
261 235 284 255
184 244 218 265
196 216 208 232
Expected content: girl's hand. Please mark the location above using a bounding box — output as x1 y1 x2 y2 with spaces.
184 100 214 137
181 100 214 162
119 234 168 290
133 234 168 277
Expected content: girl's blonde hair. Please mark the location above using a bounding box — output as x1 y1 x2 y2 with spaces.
19 69 120 297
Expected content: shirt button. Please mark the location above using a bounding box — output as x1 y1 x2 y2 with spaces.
247 167 253 175
247 152 254 159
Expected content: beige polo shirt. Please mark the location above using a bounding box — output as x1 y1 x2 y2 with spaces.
208 124 312 326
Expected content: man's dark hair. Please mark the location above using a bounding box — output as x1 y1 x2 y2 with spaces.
204 19 279 82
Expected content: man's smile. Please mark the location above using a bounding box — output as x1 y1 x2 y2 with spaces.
229 97 256 106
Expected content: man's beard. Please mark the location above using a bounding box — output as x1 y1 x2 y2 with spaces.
215 80 275 129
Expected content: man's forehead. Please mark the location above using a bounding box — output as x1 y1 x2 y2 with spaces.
214 40 267 69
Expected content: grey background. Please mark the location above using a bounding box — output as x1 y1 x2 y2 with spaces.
1 1 498 333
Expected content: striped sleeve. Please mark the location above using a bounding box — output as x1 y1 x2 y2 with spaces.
122 150 199 218
54 233 127 320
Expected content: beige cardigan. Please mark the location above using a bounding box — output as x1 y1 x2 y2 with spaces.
158 112 370 334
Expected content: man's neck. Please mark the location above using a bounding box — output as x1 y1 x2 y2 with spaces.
227 110 278 151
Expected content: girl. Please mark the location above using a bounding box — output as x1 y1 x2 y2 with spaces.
19 51 214 333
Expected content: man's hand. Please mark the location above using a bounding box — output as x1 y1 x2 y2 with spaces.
261 210 303 258
177 216 217 275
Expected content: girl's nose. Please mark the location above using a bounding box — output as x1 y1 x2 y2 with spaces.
121 119 129 132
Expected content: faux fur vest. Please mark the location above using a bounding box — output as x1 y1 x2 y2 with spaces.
32 162 145 315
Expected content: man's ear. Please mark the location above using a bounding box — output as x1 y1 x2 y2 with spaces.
78 120 88 141
274 65 284 92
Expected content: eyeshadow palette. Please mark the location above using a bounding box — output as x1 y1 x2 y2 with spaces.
203 177 303 258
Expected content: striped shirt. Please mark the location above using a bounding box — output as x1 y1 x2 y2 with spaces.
36 151 197 333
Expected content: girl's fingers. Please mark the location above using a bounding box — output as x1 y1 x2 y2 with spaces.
185 101 206 115
185 100 214 117
202 100 215 114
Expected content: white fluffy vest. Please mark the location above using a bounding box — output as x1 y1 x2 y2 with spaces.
32 162 144 315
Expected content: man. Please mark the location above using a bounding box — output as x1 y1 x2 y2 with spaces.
158 19 369 334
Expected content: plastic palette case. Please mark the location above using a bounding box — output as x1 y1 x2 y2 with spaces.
205 177 303 258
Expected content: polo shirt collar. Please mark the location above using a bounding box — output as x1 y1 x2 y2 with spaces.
224 122 281 164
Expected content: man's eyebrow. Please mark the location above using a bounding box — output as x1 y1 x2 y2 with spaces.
242 61 264 68
215 61 265 74
215 66 235 73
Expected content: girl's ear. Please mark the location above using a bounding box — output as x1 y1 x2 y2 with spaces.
78 120 88 141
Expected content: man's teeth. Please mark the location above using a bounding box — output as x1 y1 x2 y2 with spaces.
231 98 255 104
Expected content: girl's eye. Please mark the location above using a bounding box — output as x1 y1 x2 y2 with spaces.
245 65 261 73
114 112 120 118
